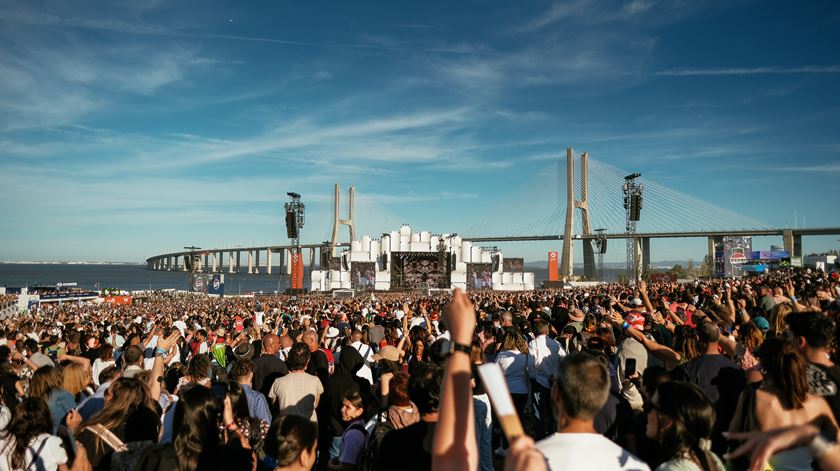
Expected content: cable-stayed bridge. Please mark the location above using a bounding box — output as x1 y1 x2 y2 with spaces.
146 150 840 280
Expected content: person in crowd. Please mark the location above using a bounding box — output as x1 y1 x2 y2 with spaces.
252 334 288 397
91 344 115 389
385 372 419 429
29 366 79 434
268 342 323 423
328 391 367 471
226 381 269 453
676 320 746 455
729 336 838 471
230 359 272 425
0 398 86 471
528 319 565 439
376 364 443 471
62 362 92 404
535 352 650 470
266 414 318 471
494 328 530 454
75 377 159 471
785 311 840 419
646 381 726 471
135 385 253 470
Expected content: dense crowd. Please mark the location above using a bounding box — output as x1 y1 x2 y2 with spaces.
0 267 838 470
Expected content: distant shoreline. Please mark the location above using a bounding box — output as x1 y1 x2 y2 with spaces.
0 261 144 266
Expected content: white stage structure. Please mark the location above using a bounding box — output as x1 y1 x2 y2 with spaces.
310 225 535 292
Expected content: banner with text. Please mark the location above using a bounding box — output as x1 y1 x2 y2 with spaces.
548 252 559 281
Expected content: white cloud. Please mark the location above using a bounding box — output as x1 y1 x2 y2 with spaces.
655 66 840 76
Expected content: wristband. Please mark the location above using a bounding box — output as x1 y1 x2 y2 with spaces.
622 322 631 330
155 348 167 356
225 422 239 431
790 296 798 303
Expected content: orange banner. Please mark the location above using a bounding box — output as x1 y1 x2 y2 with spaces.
548 252 559 281
291 252 304 290
104 295 132 305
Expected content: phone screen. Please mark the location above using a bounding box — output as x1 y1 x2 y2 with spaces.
211 381 228 399
625 358 637 376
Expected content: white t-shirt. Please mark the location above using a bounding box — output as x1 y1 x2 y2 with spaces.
0 433 68 471
536 432 650 471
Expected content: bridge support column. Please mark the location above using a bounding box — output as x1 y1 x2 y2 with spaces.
254 250 260 274
630 238 643 282
228 252 235 273
641 238 650 275
783 229 802 258
560 148 575 279
266 249 273 274
182 256 188 271
218 252 223 273
211 253 217 272
236 251 241 273
309 248 316 271
247 251 254 274
583 242 596 280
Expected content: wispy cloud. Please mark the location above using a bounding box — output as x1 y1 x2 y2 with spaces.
772 163 840 173
655 65 840 76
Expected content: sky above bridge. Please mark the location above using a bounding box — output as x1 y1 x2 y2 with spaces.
1 0 839 263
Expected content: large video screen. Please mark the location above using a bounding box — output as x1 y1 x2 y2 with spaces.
467 263 493 290
351 262 376 289
503 257 524 272
390 252 451 290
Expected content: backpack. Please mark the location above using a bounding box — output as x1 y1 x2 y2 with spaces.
84 424 155 471
362 417 393 471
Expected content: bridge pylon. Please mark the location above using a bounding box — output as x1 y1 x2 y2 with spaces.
329 184 357 258
559 148 596 280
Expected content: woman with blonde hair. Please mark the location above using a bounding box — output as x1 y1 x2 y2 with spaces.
29 366 77 434
62 362 92 403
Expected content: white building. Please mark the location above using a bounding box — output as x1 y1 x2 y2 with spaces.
310 224 535 292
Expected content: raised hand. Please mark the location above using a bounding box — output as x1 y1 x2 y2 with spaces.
444 289 476 345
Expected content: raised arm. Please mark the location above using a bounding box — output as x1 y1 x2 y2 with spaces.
432 289 478 471
725 287 737 325
609 310 683 368
149 332 179 401
638 281 655 315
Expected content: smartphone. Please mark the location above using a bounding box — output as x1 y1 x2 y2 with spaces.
210 381 228 399
625 358 637 377
477 363 525 440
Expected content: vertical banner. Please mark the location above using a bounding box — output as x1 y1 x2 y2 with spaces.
291 252 304 290
548 252 559 281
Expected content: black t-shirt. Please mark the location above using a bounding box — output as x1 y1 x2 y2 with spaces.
252 354 289 397
306 349 330 387
676 353 745 455
375 421 436 471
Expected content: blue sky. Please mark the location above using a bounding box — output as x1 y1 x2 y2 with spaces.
1 0 839 264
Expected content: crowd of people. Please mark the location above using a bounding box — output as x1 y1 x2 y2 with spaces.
0 267 838 470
